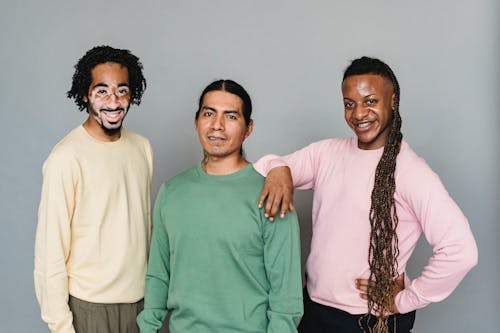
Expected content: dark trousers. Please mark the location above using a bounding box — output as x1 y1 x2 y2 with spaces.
69 295 144 333
298 288 416 333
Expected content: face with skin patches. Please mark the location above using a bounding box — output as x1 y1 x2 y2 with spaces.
83 62 130 136
195 90 253 161
342 74 395 150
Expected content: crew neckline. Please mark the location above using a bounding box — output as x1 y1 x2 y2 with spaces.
79 125 125 145
195 162 254 182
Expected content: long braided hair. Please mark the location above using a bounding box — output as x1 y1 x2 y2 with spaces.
343 57 402 333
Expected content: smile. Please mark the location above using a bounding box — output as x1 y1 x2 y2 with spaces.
101 110 124 122
208 136 226 141
354 120 374 130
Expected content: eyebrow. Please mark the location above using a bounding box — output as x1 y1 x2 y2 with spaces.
343 94 376 100
201 106 240 114
92 82 129 88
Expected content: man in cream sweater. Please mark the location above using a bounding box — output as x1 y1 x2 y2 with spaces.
34 45 153 333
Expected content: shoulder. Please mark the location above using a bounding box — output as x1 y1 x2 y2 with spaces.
122 129 152 148
303 137 355 153
397 141 435 176
396 141 444 193
162 165 198 190
43 127 83 170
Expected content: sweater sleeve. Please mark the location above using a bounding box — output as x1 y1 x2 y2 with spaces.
34 152 77 333
395 161 478 314
263 210 304 332
253 142 323 190
137 184 171 333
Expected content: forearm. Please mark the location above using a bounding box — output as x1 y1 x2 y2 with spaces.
254 148 316 190
136 275 169 333
264 212 304 332
35 164 75 333
254 154 287 177
138 195 171 332
395 160 479 313
396 232 478 313
34 271 75 333
34 228 74 333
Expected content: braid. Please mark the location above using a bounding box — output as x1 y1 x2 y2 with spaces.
344 57 403 333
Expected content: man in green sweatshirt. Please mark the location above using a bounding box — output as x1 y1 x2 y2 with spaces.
137 79 303 333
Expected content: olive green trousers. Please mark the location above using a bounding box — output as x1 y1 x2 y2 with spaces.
69 295 144 333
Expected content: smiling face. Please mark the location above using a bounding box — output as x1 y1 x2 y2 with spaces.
83 62 130 138
342 74 395 150
195 90 253 161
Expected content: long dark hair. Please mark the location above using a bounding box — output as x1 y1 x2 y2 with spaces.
343 56 402 333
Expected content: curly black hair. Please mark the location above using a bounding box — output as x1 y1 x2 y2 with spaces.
67 45 147 111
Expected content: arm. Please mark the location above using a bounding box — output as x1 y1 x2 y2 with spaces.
263 210 303 332
395 165 478 313
254 143 320 220
137 184 171 333
34 153 77 333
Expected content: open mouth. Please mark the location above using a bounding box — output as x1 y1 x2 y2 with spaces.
208 136 226 141
102 110 124 123
355 121 374 130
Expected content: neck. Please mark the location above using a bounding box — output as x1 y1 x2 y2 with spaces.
83 117 121 142
202 154 248 175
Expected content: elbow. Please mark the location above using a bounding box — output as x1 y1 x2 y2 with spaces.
464 239 478 271
454 236 478 273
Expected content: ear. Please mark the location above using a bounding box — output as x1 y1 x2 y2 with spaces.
244 119 254 138
83 95 88 103
194 118 198 130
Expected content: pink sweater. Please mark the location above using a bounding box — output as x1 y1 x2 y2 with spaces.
254 138 477 315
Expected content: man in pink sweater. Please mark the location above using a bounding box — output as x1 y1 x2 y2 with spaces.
253 56 477 333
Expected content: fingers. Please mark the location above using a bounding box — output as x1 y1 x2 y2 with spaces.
258 187 269 209
356 279 370 301
355 276 404 314
355 279 373 292
259 166 295 221
279 192 295 218
264 192 278 221
395 272 405 288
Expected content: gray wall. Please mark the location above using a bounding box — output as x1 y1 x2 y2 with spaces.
1 0 498 332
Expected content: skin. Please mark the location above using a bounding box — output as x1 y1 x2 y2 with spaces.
356 273 404 314
342 74 395 150
195 90 253 175
257 73 403 311
82 62 131 142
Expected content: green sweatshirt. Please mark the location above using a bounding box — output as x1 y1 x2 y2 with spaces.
137 163 303 333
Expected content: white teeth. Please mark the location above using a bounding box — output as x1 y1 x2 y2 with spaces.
357 122 370 128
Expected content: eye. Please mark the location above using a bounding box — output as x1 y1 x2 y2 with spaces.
203 111 213 117
344 101 354 110
117 88 130 96
226 114 238 120
96 89 108 96
366 98 377 106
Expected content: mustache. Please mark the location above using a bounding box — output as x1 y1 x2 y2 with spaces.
99 108 125 113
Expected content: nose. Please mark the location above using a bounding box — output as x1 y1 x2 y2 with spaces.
210 113 224 130
352 105 369 120
105 93 121 109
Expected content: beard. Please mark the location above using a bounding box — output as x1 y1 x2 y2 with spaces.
90 106 127 137
101 123 122 137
